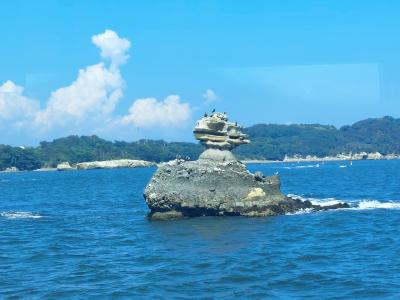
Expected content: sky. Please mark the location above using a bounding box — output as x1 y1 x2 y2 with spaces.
1 0 400 145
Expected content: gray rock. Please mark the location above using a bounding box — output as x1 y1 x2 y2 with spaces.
144 157 349 220
143 111 349 220
198 148 237 162
193 112 249 150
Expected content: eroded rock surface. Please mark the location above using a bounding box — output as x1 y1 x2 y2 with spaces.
144 111 349 220
144 158 349 220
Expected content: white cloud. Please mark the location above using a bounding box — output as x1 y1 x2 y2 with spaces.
33 30 129 128
0 81 39 123
0 29 129 135
0 29 193 144
92 29 131 69
202 89 217 104
35 63 124 127
120 95 191 128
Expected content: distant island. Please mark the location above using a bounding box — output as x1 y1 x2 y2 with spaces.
1 116 399 171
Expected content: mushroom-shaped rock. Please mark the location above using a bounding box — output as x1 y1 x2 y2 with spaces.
143 111 349 219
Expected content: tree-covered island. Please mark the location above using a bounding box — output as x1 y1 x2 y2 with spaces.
1 116 399 171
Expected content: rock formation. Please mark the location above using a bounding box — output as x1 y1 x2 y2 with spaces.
144 112 349 220
76 159 154 170
57 162 75 171
193 112 250 150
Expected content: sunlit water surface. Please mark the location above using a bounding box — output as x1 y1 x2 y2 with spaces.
1 160 400 298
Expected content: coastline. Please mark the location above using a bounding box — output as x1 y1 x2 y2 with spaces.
56 159 155 171
1 152 400 172
243 152 400 164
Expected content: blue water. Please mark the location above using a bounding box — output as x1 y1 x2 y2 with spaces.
1 160 400 299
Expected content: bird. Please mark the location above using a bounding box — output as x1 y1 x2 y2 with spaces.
211 108 215 113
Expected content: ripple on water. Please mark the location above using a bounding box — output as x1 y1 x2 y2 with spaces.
0 212 43 219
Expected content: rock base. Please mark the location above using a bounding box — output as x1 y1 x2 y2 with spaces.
144 158 349 220
198 148 237 162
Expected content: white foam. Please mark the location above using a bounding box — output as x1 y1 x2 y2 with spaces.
288 194 344 206
286 208 314 215
0 211 43 219
339 165 347 168
287 193 400 211
356 200 400 210
312 199 343 206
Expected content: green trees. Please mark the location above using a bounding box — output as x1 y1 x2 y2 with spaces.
0 145 41 171
234 123 343 160
234 116 400 160
0 116 399 171
339 116 400 154
0 135 203 170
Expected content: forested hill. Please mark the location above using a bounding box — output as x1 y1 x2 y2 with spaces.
0 137 203 171
1 116 399 170
235 116 400 160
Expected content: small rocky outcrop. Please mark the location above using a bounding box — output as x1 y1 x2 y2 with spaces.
2 166 19 172
144 112 349 220
76 159 154 170
57 162 75 171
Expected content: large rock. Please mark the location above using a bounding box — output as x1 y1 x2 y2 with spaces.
144 158 349 220
144 111 349 220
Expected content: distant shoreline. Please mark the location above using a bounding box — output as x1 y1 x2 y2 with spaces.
2 153 399 173
243 152 400 164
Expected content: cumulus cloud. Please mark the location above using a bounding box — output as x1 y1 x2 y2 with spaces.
0 81 39 123
0 29 192 144
33 30 129 128
202 89 217 104
35 63 124 127
0 29 129 136
120 95 191 128
92 29 131 69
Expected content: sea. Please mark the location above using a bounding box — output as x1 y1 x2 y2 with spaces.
1 159 400 299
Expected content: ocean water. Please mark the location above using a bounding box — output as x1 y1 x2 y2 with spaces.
1 160 400 299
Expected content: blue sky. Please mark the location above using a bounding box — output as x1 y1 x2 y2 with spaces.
1 1 400 145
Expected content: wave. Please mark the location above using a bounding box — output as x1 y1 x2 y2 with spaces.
0 211 43 219
283 164 320 169
287 194 400 212
288 194 345 206
357 200 400 210
0 179 41 183
286 208 314 215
